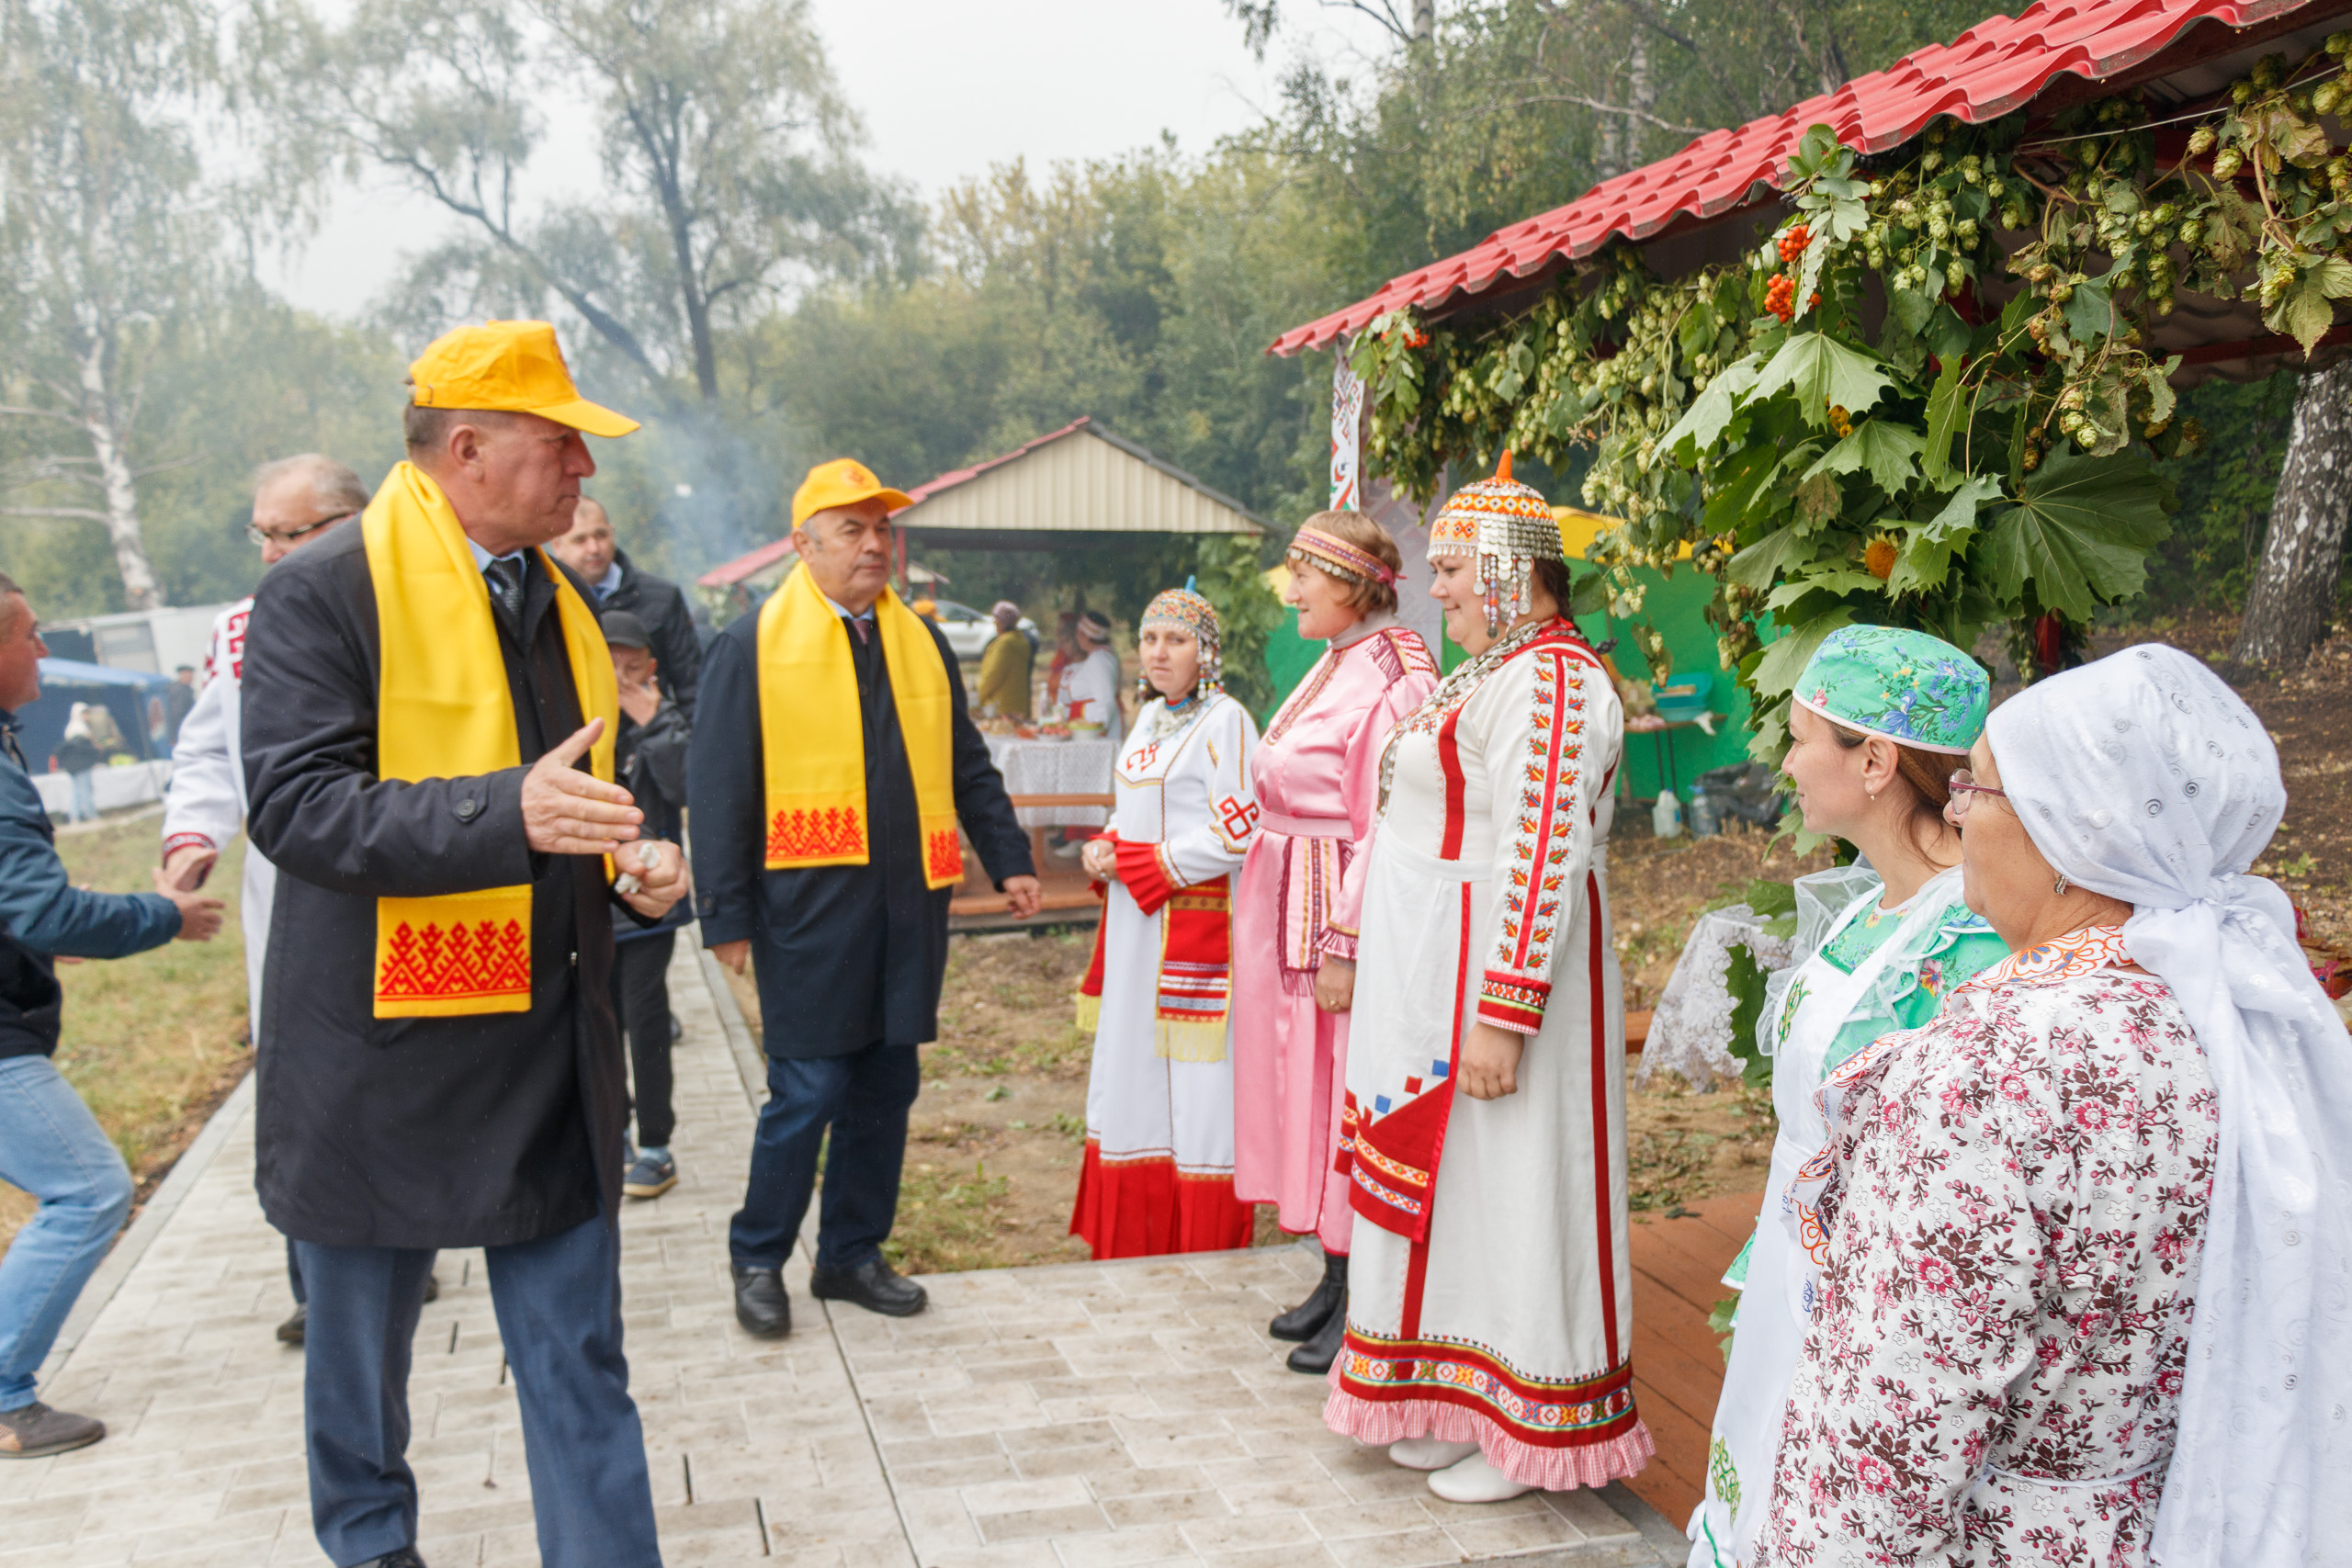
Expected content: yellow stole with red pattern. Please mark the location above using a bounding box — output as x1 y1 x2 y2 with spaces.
756 565 963 887
364 462 617 1018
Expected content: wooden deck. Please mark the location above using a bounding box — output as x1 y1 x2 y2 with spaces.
1622 1190 1761 1532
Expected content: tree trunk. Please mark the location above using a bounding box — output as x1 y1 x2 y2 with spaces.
2234 358 2352 666
1412 0 1434 43
76 335 159 612
1625 33 1652 175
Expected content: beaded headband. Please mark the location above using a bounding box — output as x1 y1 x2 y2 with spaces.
1140 581 1223 694
1425 452 1564 635
1289 525 1398 586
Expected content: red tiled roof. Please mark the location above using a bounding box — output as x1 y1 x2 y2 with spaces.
1271 0 2325 355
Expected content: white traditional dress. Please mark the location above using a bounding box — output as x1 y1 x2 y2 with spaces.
1690 864 2006 1568
1070 689 1261 1257
1325 615 1654 1488
1231 614 1439 1252
1758 928 2220 1566
160 598 273 1032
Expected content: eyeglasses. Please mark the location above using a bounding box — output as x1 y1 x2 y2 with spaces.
246 512 354 548
1945 768 2008 818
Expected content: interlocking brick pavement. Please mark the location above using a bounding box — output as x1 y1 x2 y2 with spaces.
0 937 1677 1568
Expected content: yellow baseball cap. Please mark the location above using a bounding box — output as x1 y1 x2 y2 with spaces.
792 458 912 528
408 321 639 438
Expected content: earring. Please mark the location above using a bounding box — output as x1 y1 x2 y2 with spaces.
2053 874 2070 895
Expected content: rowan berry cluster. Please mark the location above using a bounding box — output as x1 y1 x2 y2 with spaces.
1775 223 1810 264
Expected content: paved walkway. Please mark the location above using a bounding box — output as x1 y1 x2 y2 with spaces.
1 939 1685 1568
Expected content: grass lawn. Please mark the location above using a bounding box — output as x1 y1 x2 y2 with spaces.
0 813 253 1252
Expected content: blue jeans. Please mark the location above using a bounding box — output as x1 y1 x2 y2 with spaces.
729 1043 920 1272
67 771 96 823
295 1216 660 1568
0 1055 134 1411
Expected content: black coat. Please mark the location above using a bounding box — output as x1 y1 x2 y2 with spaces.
597 549 701 720
689 600 1033 1058
243 527 633 1249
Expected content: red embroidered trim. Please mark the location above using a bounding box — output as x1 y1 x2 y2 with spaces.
766 806 866 862
925 828 963 883
1478 970 1549 1033
1585 867 1620 1368
1335 1328 1642 1445
377 919 530 1001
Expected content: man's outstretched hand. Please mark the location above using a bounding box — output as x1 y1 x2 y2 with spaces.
153 867 225 942
710 939 750 975
523 719 642 856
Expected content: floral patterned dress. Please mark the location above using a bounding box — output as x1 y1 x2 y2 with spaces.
1758 928 2221 1567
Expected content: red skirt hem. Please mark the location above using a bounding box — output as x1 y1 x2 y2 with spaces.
1069 1140 1255 1258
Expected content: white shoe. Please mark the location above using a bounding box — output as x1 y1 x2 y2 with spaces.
1427 1450 1536 1504
1387 1438 1481 1471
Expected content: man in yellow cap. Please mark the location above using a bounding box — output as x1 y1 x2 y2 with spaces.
691 459 1039 1337
241 321 684 1568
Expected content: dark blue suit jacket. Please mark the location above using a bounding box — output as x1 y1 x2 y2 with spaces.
688 599 1032 1057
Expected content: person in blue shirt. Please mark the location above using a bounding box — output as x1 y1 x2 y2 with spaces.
0 572 223 1459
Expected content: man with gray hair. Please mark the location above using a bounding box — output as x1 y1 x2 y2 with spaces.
161 454 369 1344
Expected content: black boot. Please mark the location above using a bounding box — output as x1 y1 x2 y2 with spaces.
1286 1285 1347 1374
1269 1251 1347 1342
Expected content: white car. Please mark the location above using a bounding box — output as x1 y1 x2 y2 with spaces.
929 599 1038 660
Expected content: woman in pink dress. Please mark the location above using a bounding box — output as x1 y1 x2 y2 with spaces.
1232 512 1438 1374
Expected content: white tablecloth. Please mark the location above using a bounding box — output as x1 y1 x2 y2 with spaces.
983 736 1115 828
35 759 174 818
1635 903 1794 1090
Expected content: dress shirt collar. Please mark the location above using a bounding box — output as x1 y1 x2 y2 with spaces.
464 536 531 572
814 583 876 624
594 560 624 598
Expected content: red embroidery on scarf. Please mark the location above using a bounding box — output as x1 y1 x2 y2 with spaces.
377 919 531 1002
926 829 964 883
766 807 866 862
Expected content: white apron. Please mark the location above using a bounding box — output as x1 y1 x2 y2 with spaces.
1690 866 1969 1568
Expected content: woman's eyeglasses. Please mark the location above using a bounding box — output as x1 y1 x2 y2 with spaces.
1945 769 2008 818
245 512 354 548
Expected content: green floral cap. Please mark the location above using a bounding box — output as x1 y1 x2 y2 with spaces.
1792 625 1988 756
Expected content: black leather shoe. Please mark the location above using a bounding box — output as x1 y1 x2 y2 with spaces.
809 1256 928 1317
357 1550 426 1568
1286 1286 1347 1374
732 1265 792 1338
423 1272 439 1303
276 1303 306 1347
1270 1251 1347 1342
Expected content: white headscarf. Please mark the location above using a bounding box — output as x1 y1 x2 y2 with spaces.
1985 644 2350 1567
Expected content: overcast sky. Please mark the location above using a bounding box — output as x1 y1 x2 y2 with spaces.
265 0 1400 319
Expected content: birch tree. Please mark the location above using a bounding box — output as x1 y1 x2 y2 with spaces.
0 0 218 611
2233 359 2352 666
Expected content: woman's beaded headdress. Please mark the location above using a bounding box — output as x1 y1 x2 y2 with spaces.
1139 579 1222 694
1289 525 1397 585
1426 451 1564 635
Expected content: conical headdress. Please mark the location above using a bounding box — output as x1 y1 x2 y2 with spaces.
1426 452 1564 634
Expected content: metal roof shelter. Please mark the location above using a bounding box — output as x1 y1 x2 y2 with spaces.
697 418 1263 596
1272 0 2352 379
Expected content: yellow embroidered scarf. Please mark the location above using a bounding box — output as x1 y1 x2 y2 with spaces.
363 462 617 1018
757 565 963 887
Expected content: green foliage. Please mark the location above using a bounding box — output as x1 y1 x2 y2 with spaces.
1191 534 1283 716
1345 52 2352 757
2146 368 2302 610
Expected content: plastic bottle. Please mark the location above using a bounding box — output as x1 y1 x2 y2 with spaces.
1686 786 1719 838
1651 786 1684 839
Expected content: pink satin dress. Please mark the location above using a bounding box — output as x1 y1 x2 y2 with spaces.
1229 615 1438 1252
